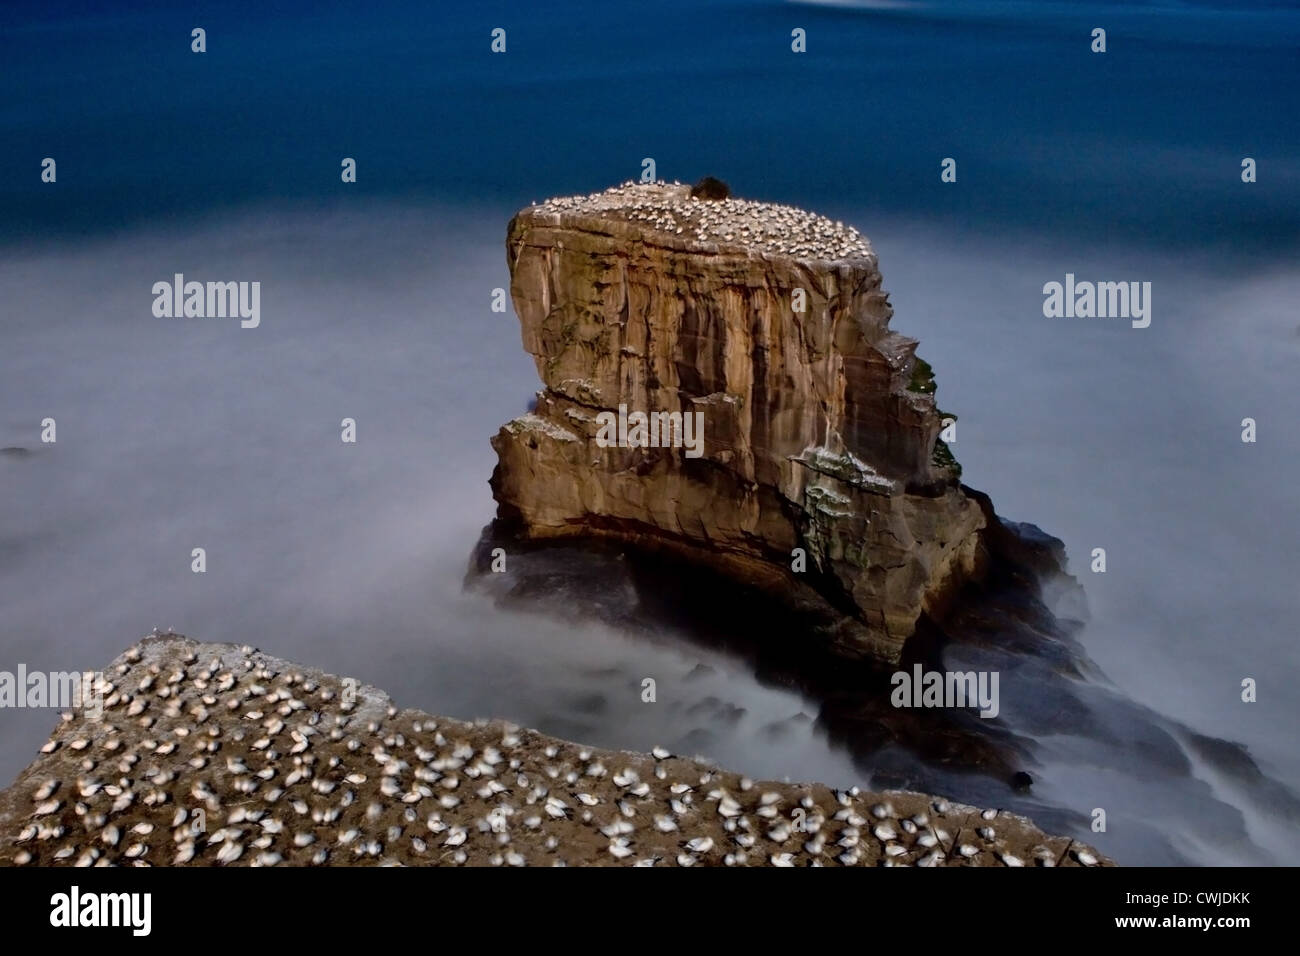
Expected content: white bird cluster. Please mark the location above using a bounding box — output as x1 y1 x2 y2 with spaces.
527 182 875 261
0 636 1106 868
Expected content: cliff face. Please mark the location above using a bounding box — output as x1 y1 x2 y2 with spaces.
490 183 990 663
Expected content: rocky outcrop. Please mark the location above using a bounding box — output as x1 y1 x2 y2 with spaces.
490 182 1010 664
0 635 1111 867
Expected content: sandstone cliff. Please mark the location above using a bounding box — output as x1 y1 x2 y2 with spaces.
489 183 1024 664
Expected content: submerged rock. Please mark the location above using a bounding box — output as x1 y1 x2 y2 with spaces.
488 181 1067 664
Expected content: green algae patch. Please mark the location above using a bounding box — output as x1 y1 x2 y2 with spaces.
908 356 937 395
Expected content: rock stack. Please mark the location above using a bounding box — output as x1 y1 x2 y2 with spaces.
490 182 1028 664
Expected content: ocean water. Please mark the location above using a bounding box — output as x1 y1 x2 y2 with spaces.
1 0 1297 865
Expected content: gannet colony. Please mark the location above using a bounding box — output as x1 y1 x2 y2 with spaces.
0 635 1109 867
528 180 876 260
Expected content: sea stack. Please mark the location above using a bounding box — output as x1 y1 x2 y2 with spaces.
490 181 1030 664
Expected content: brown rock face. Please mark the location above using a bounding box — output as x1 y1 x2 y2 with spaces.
490 183 989 663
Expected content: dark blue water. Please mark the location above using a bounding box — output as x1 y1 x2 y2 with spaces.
4 0 1297 250
2 0 1298 865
